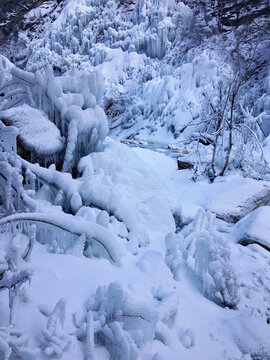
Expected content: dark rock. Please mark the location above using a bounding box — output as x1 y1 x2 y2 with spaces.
177 158 194 170
218 0 270 29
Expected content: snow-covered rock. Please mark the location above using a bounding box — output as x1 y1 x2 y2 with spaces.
236 206 270 251
205 179 270 223
0 104 64 156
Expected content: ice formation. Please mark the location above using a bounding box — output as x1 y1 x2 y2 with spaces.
190 210 240 309
0 231 37 360
73 281 177 360
0 61 108 171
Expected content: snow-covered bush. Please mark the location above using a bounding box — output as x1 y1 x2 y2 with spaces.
74 281 159 360
187 209 240 309
0 63 108 173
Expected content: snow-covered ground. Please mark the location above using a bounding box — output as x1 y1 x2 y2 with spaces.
1 142 270 360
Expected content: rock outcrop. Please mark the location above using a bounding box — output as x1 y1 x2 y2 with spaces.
0 0 62 66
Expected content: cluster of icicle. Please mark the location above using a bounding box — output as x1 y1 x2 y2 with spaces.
26 0 193 72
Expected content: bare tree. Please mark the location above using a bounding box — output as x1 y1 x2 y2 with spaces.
194 19 269 181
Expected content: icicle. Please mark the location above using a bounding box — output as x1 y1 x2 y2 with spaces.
54 189 64 207
193 208 205 232
85 311 95 360
5 165 12 213
62 120 78 173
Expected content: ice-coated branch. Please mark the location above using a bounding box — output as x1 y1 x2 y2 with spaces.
0 268 33 291
0 212 121 264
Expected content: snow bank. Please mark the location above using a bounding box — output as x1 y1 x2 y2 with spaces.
22 138 177 255
78 138 177 252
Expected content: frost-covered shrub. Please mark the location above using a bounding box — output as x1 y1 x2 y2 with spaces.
0 232 38 359
39 298 70 357
0 55 12 86
74 281 159 360
202 246 239 309
1 62 108 173
0 326 40 360
0 233 33 325
192 210 240 309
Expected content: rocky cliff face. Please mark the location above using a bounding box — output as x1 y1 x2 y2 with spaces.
0 0 62 66
184 0 270 30
217 0 270 28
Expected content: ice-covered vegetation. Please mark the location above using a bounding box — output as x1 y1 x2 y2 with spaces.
192 210 240 309
18 0 270 178
0 59 108 170
0 0 270 359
